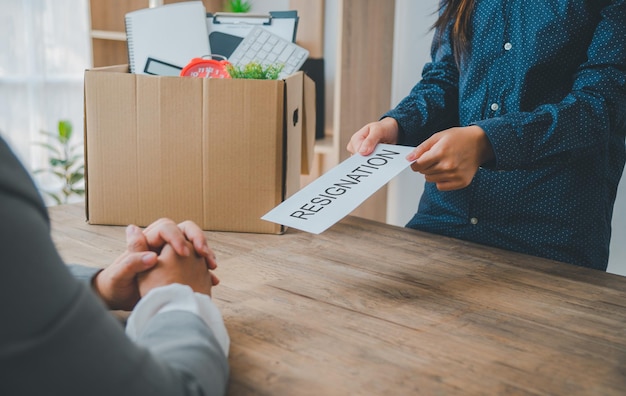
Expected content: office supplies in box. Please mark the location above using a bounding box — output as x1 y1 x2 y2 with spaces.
83 65 316 234
206 11 299 58
125 1 210 76
228 26 309 80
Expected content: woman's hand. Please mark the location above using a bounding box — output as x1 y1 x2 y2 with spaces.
406 125 494 191
346 117 400 156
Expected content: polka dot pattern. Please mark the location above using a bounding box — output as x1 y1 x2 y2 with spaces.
386 1 626 270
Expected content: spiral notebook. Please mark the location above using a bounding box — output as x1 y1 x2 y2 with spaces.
125 1 210 75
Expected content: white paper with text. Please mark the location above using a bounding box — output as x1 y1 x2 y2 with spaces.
262 144 415 234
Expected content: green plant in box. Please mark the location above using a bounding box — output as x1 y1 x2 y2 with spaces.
226 61 284 80
33 120 85 205
224 0 252 13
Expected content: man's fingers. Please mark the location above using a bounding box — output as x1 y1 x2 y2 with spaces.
113 251 158 280
144 219 191 257
210 271 220 286
178 221 211 255
142 218 219 271
178 221 218 269
126 224 149 252
93 251 158 310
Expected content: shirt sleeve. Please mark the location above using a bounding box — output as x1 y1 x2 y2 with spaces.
67 265 230 358
67 264 102 284
475 1 626 170
383 14 461 147
126 283 230 358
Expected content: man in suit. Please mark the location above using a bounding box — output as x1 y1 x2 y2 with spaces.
0 136 229 396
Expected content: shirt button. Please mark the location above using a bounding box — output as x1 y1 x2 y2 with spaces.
504 42 512 51
470 217 479 225
490 103 499 111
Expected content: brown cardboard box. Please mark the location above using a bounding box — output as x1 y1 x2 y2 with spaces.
84 65 315 234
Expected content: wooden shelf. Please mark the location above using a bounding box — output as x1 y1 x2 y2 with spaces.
91 30 126 41
88 0 223 67
313 133 335 155
312 0 395 222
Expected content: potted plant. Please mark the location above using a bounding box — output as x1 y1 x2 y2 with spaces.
226 61 284 80
33 120 85 205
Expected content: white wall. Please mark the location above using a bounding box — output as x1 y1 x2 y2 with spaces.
0 0 90 202
386 0 436 230
609 179 626 275
386 0 626 276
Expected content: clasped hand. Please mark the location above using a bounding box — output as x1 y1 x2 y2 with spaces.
92 218 218 311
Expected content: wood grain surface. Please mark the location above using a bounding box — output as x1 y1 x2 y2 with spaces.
49 203 626 395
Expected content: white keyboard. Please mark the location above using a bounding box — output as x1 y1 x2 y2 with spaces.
228 26 309 79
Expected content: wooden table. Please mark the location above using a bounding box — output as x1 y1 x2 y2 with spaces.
49 204 626 395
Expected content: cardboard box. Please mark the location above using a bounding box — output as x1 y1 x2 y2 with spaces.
84 65 315 234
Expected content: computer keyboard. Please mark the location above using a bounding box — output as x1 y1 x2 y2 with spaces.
228 26 309 80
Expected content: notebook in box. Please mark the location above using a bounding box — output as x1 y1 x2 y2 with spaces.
125 1 210 75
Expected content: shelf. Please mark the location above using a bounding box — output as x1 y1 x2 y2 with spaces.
91 30 126 41
313 133 335 155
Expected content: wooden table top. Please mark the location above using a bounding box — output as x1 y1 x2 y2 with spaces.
49 203 626 395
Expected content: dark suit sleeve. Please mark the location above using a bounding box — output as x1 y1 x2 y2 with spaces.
0 139 228 396
67 264 101 284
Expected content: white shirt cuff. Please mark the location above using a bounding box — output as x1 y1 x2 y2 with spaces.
125 283 229 357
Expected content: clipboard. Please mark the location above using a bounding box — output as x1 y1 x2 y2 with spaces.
206 11 299 58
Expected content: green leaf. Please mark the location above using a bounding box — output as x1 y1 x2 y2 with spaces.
43 191 63 206
69 172 84 184
34 142 62 157
225 0 252 13
33 120 83 204
69 154 84 163
226 61 285 80
68 164 85 175
50 158 69 167
58 120 72 143
51 170 65 179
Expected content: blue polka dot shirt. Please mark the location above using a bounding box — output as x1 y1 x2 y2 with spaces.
385 0 626 270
